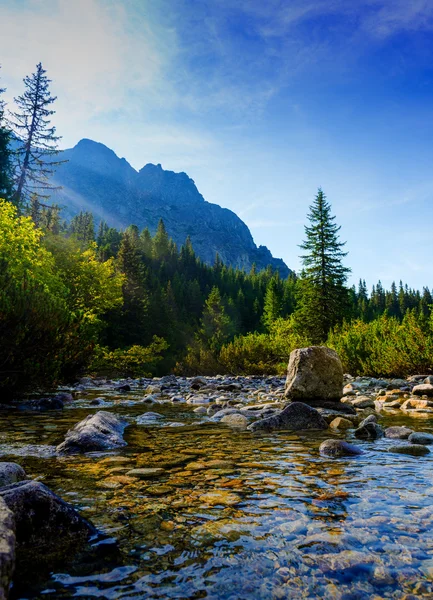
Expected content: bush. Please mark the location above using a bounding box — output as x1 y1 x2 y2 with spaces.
328 312 433 377
88 336 169 378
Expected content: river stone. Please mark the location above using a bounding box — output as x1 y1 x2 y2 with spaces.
0 464 26 489
136 412 162 424
329 417 353 430
401 398 433 410
413 384 433 397
388 444 430 456
248 402 328 432
220 413 249 428
385 426 414 439
211 408 240 421
126 468 165 479
56 411 129 455
354 422 384 439
408 432 433 445
0 481 95 566
0 498 15 600
319 440 363 457
284 347 343 402
351 396 375 409
358 414 377 428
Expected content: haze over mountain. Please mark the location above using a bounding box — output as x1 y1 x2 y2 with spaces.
52 139 291 276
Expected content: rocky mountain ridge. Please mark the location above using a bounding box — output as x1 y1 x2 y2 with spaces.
51 139 291 276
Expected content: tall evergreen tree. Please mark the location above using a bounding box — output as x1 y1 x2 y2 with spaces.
262 275 283 330
295 188 351 342
0 67 12 200
9 63 65 208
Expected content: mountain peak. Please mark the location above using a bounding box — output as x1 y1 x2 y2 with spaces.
53 139 291 277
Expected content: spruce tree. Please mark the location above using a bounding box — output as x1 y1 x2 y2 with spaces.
9 63 65 208
262 275 283 330
0 67 12 200
295 188 351 343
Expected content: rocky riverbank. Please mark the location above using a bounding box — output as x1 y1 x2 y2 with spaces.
1 348 433 598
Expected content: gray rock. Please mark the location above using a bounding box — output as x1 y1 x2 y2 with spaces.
285 347 343 402
424 376 433 385
388 444 430 456
19 396 64 411
358 414 377 428
0 464 26 489
385 426 414 440
351 396 375 409
56 411 129 455
0 480 95 566
211 408 241 421
319 439 363 457
126 468 165 479
115 384 131 392
354 422 384 439
408 432 433 445
136 412 162 425
0 498 15 600
220 414 249 428
248 402 328 432
413 384 433 397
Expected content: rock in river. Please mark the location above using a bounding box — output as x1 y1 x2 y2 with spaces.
0 464 26 489
0 497 15 600
248 402 328 432
408 432 433 445
412 384 433 397
0 480 95 566
354 422 384 440
385 426 414 440
388 444 430 456
319 440 363 458
57 411 129 455
285 346 343 403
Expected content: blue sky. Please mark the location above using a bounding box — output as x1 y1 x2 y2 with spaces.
1 0 433 290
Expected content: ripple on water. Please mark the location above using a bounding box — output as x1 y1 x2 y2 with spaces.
1 392 433 598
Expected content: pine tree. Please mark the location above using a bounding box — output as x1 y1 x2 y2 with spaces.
199 286 233 352
262 275 283 330
10 63 65 208
295 188 351 343
0 67 12 200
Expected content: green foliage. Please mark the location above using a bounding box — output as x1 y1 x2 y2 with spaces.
328 312 433 377
88 337 169 378
295 188 351 343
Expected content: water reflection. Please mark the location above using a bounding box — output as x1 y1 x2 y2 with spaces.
1 389 433 598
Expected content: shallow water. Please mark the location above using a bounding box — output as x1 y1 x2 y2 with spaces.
2 388 433 599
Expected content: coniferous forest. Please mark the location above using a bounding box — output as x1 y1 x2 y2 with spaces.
1 63 433 398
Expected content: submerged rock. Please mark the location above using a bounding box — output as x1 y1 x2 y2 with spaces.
0 497 15 600
0 464 26 489
354 422 384 440
56 411 129 455
19 396 64 411
388 444 430 456
285 346 343 403
126 468 165 479
248 402 328 432
0 481 95 566
319 440 363 457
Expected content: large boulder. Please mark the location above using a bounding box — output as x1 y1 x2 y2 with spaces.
284 347 344 407
0 498 14 600
0 481 95 567
248 402 328 432
56 411 129 455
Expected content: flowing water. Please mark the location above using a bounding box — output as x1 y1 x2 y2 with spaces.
2 388 433 599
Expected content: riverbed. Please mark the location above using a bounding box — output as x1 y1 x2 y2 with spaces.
2 383 433 599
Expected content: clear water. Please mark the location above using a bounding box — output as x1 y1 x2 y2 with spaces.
2 388 433 599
